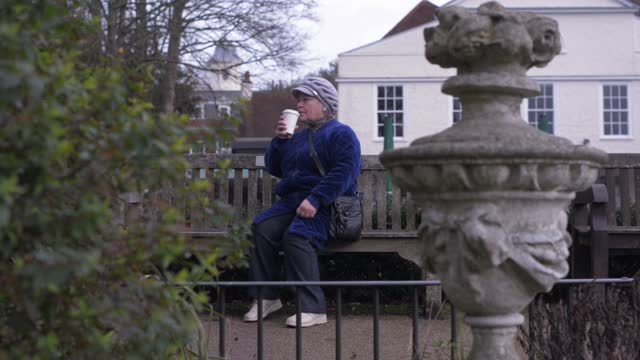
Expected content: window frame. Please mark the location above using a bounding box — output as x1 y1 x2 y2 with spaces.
451 96 462 125
374 84 405 141
600 83 632 139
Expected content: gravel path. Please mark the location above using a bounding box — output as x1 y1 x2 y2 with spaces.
198 313 475 360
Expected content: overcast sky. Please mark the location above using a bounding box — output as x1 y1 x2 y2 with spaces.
262 0 450 85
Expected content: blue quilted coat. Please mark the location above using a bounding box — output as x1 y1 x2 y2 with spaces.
253 119 361 249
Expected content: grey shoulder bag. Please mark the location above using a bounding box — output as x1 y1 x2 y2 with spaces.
308 130 362 243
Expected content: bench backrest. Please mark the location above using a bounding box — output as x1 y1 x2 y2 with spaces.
184 154 421 234
183 155 640 232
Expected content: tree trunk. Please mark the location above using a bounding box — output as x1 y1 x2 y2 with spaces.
134 0 147 62
116 0 127 50
106 0 118 56
160 0 187 114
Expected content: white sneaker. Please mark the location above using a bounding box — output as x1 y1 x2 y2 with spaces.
285 313 328 328
243 299 283 322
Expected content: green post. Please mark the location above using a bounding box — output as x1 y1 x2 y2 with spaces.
383 116 394 202
383 116 394 152
378 114 394 226
538 113 550 134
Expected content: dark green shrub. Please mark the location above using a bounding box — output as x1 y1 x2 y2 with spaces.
0 1 247 358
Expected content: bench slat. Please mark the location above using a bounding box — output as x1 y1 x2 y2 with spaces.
375 171 386 230
233 170 243 219
218 169 229 205
406 192 417 230
260 171 269 212
183 170 193 228
620 168 632 226
198 168 211 230
392 182 402 231
247 169 258 220
361 171 374 231
635 168 640 225
605 171 617 226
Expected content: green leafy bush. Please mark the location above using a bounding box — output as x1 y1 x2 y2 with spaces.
0 1 247 358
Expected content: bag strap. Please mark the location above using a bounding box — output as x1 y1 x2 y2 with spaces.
309 130 359 199
308 130 326 177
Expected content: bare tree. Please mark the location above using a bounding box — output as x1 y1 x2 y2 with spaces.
78 0 318 113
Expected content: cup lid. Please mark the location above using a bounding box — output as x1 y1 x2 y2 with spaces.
282 109 299 115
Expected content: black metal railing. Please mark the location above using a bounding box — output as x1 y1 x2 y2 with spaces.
192 278 635 360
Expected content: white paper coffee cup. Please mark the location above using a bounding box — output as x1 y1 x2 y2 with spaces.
282 109 300 135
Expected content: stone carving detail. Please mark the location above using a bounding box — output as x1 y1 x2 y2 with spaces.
422 204 508 274
421 204 509 302
391 163 599 194
509 212 572 290
420 204 571 308
424 1 562 73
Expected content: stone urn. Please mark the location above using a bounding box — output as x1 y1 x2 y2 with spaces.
379 2 607 359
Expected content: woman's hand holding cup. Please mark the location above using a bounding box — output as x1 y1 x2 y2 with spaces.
275 117 291 139
276 109 299 139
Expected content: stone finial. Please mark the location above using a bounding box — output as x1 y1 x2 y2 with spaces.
424 1 561 73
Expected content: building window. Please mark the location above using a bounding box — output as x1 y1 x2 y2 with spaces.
527 83 554 134
452 96 462 123
204 103 218 119
193 104 204 120
377 85 403 138
603 84 629 136
218 105 231 117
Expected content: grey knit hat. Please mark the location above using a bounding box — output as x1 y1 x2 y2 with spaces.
291 77 338 114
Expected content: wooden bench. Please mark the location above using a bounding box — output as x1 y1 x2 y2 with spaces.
570 164 640 278
180 154 423 265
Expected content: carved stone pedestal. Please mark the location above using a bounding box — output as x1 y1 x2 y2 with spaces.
466 314 523 359
380 2 607 358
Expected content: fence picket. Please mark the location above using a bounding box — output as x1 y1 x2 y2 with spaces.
361 171 374 231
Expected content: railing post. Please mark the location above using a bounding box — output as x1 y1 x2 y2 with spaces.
373 288 380 360
257 287 263 360
296 286 302 360
218 287 226 358
336 288 342 360
451 303 459 360
412 287 420 360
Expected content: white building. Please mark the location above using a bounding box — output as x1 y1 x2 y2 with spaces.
337 0 640 155
192 45 252 120
189 45 252 154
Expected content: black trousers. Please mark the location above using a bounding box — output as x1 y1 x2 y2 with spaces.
248 214 326 313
